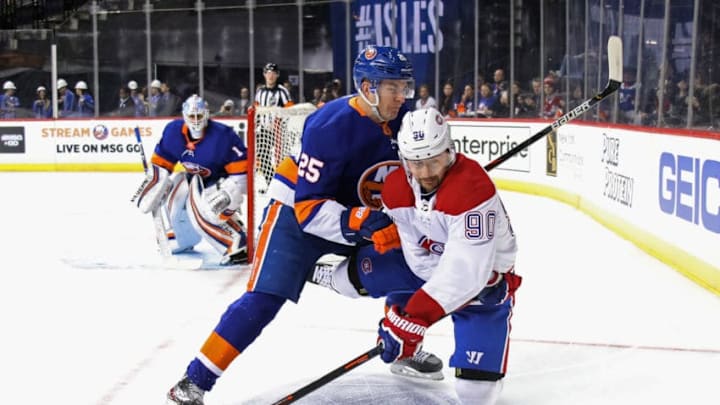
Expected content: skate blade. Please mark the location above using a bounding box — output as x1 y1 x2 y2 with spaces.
390 363 444 381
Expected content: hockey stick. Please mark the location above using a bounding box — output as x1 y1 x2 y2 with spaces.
273 34 623 405
132 126 173 258
271 343 384 405
485 35 623 171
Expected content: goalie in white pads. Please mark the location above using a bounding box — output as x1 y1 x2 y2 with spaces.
135 95 249 265
313 107 522 404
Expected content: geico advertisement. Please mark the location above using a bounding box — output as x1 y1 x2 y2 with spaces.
449 123 532 172
658 151 719 235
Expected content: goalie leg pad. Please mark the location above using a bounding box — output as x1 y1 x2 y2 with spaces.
188 174 244 259
136 165 171 214
166 173 201 252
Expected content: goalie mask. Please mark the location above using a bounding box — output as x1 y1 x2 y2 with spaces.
182 95 209 139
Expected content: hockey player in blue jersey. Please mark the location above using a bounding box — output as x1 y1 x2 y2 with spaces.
166 46 443 404
135 94 249 265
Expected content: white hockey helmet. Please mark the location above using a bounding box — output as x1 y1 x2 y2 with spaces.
3 80 16 90
75 80 88 90
150 79 162 89
397 107 455 162
57 78 68 89
182 94 209 139
128 80 138 90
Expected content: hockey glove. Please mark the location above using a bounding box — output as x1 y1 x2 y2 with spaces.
340 207 400 254
204 179 242 214
377 305 429 363
134 165 171 214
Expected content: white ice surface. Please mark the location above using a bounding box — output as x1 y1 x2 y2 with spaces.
0 172 718 405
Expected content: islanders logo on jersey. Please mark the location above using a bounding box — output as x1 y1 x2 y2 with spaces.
357 160 401 209
181 161 211 178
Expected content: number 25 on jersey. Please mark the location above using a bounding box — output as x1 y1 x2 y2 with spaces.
298 152 325 183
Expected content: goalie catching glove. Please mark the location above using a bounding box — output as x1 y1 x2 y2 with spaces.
377 305 430 363
340 207 400 254
135 165 171 214
189 174 245 225
203 176 245 216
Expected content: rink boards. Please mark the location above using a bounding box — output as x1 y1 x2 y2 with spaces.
0 116 717 294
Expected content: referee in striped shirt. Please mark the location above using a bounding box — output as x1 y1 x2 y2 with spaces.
255 63 294 107
254 62 294 189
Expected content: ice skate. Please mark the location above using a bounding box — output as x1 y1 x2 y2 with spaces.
166 374 205 405
219 226 249 265
220 245 248 265
390 349 444 381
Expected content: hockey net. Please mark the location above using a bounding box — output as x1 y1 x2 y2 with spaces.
246 103 317 261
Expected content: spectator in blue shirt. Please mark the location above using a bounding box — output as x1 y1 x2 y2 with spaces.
57 78 76 118
74 81 95 117
0 81 20 119
32 86 52 118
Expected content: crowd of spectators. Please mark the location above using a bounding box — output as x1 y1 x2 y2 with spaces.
0 77 183 119
416 66 719 129
1 68 717 129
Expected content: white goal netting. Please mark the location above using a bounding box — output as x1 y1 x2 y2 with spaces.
247 103 317 260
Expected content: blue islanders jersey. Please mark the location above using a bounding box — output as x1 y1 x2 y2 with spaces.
151 119 248 186
294 95 409 244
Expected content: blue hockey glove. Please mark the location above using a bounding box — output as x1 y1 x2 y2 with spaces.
340 207 400 253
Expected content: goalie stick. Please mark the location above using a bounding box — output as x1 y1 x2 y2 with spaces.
272 35 623 404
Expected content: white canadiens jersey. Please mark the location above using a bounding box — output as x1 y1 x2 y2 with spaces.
382 153 517 313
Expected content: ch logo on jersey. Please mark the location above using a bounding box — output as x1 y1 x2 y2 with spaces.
418 236 444 255
466 350 484 365
181 161 211 178
357 160 401 209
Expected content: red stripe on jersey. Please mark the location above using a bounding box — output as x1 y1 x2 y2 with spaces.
404 288 446 325
381 168 415 209
435 154 496 215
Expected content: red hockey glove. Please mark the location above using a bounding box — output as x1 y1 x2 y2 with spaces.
340 207 400 253
377 305 429 363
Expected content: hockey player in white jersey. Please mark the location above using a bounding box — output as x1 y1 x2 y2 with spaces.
314 107 521 404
